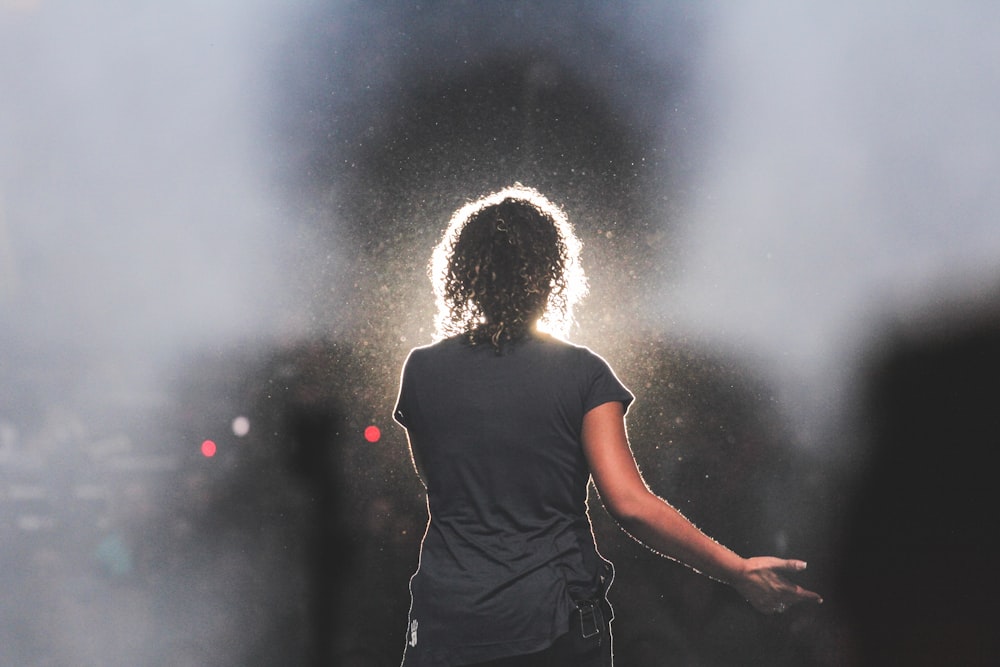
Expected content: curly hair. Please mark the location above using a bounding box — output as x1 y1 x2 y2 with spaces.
430 185 587 349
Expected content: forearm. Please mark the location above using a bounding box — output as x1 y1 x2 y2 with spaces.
583 402 822 613
613 490 746 585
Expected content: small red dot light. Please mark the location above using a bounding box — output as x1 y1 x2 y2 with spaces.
201 439 217 457
364 425 381 443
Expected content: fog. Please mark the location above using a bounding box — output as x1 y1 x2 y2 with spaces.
3 1 999 664
662 2 1000 434
1 0 321 358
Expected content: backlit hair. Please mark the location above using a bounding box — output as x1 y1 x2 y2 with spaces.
430 185 587 348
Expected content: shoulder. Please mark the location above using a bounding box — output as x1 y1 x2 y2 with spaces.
403 335 466 367
537 332 607 357
528 334 617 370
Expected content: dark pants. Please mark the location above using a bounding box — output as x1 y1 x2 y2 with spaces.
464 601 613 667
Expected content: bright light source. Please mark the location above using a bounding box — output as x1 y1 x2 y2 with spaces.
201 439 217 457
364 425 381 443
232 415 250 437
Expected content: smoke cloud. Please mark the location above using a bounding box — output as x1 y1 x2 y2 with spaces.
661 2 1000 428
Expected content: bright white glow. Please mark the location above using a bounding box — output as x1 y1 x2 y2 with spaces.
429 184 588 341
231 415 250 437
659 2 1000 426
0 0 294 353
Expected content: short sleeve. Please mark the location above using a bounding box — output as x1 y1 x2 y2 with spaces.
582 350 634 415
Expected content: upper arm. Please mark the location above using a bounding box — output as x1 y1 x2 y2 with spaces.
394 352 427 487
403 430 427 488
582 400 652 522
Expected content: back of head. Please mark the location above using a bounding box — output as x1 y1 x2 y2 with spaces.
431 185 586 349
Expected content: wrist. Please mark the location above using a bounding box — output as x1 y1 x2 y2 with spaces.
724 556 751 587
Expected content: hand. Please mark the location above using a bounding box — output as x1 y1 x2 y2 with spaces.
731 556 824 615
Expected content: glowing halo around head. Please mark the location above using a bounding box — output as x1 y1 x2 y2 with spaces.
429 184 587 342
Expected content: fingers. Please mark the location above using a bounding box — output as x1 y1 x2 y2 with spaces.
761 569 825 613
772 585 823 614
772 560 823 603
780 559 808 572
794 583 824 604
749 557 807 575
738 556 824 614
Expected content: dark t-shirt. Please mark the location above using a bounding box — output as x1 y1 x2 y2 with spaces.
394 332 633 666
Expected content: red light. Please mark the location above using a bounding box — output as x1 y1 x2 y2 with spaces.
201 439 217 457
364 425 381 443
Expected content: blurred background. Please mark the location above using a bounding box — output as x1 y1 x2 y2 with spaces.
2 1 999 665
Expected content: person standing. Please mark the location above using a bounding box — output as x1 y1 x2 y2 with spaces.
393 185 821 666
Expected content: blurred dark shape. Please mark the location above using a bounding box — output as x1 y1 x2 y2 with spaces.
273 2 702 271
839 298 1000 665
269 342 353 665
151 339 423 666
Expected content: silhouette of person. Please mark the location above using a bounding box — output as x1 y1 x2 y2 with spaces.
393 186 822 666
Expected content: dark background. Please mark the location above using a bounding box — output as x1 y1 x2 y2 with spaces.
3 2 999 665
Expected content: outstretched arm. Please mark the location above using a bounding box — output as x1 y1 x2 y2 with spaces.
582 401 823 614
